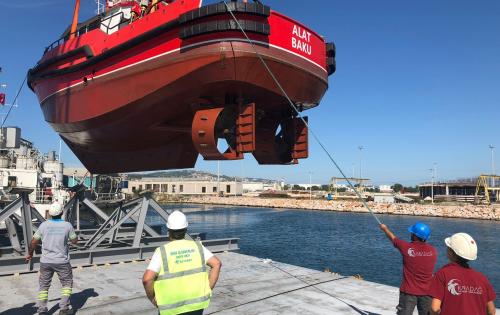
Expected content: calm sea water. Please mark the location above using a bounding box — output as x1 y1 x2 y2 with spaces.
152 204 499 299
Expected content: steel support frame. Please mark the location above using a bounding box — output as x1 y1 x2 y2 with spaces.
132 197 149 248
0 238 239 276
85 196 161 237
0 192 238 276
0 191 36 271
5 218 22 253
83 196 165 249
475 175 500 204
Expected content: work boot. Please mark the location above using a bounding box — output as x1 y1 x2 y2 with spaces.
37 308 49 315
59 309 74 315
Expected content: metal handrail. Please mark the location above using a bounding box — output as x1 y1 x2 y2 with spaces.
94 192 125 202
44 0 174 53
99 11 127 36
45 18 102 52
34 188 53 204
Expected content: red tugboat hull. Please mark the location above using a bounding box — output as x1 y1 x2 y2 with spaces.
29 1 335 173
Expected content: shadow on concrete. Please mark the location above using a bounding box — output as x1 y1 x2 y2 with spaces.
0 288 98 315
0 302 37 315
47 288 99 314
71 288 99 313
347 303 382 315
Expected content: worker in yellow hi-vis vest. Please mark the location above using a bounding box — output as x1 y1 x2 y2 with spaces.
142 210 222 315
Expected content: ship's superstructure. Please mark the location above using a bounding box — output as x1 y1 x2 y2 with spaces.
0 127 69 216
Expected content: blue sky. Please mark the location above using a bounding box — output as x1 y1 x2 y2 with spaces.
0 0 499 185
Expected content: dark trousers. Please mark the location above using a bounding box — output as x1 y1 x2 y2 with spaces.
396 292 432 315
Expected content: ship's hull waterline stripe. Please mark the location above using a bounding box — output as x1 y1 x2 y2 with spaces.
39 38 327 105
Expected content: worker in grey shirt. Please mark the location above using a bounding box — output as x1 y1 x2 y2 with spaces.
26 203 78 315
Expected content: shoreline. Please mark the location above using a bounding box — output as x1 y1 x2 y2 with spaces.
162 196 499 221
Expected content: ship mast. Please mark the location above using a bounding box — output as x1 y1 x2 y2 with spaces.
69 0 81 40
96 0 105 14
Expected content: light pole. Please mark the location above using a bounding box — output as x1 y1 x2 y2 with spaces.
217 161 220 196
429 166 436 204
433 163 437 202
95 0 104 14
489 145 495 187
433 162 437 183
240 159 244 182
358 146 364 179
309 172 312 200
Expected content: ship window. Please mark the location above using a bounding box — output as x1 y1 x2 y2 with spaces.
180 185 184 193
161 184 168 192
8 176 17 187
139 185 143 190
153 184 159 192
172 185 176 193
226 185 231 193
145 184 152 190
213 186 217 193
202 187 206 193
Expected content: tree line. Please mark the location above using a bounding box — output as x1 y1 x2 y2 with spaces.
282 183 419 193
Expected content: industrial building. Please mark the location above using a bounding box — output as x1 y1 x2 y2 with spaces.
124 178 243 196
378 185 393 193
373 193 414 204
419 179 478 202
242 181 282 192
373 193 395 203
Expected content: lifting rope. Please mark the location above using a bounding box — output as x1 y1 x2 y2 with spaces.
267 262 376 315
209 259 374 315
222 0 382 225
208 270 348 314
1 75 27 128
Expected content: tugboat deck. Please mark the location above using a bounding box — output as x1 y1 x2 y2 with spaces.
1 252 410 315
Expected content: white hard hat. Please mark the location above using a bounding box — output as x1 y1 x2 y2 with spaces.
445 232 478 261
167 210 188 230
49 203 63 217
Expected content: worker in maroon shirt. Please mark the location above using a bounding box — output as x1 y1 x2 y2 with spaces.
429 232 496 315
380 222 437 315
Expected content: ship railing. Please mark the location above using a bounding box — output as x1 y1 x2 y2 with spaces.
94 192 125 202
34 189 53 204
99 11 128 36
45 11 125 53
0 189 17 203
45 18 103 53
44 0 175 52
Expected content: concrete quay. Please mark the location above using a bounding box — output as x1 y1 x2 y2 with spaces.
1 252 406 315
171 196 499 221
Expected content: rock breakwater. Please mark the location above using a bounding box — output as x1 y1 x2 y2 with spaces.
168 196 499 220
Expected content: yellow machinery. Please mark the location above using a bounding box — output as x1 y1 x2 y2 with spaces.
475 175 500 204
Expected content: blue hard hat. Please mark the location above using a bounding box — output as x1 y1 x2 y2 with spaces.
408 222 431 241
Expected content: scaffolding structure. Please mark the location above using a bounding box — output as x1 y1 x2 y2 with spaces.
475 174 500 204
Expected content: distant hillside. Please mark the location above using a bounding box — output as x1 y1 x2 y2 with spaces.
127 170 275 183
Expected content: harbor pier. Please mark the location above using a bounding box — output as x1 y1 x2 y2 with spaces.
2 252 404 315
